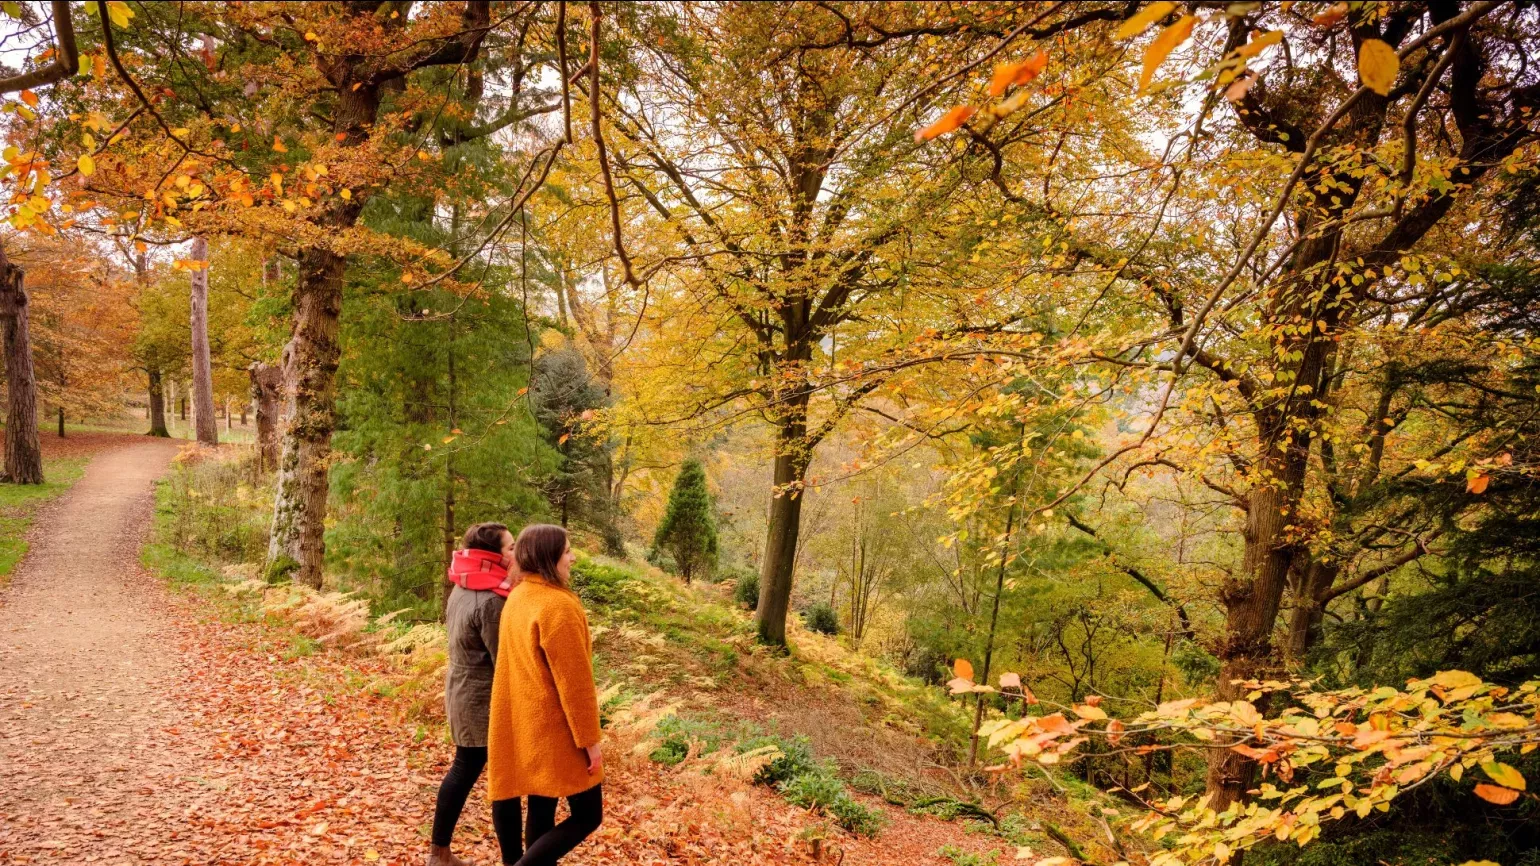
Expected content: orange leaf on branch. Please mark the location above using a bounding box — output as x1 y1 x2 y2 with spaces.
987 51 1048 97
916 105 976 142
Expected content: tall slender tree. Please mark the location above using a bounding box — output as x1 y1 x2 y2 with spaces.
188 237 217 446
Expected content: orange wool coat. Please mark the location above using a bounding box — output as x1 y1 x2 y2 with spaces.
486 574 604 800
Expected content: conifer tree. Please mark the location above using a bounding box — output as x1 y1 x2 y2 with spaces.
652 459 718 583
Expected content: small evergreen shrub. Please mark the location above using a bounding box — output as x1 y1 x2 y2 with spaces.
647 714 723 765
780 772 845 809
569 556 633 607
652 459 718 582
803 602 840 635
736 733 820 785
829 792 885 837
734 571 760 610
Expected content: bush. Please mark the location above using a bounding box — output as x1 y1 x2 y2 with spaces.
829 792 885 837
734 570 760 610
803 602 840 635
569 556 634 607
647 714 723 766
779 772 885 837
736 733 821 785
780 772 845 809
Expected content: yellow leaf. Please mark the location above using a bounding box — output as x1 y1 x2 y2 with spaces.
1358 38 1398 96
1074 703 1108 720
273 136 288 153
916 105 976 142
93 53 106 80
1115 1 1176 40
953 658 975 681
106 0 133 28
340 188 352 200
1481 762 1525 791
1236 30 1283 60
1140 15 1197 94
1474 783 1520 805
364 852 380 863
76 153 95 176
270 172 283 194
27 195 48 212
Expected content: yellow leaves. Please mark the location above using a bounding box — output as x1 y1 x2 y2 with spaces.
1431 669 1484 702
1481 761 1525 791
364 850 380 862
93 53 106 80
76 153 96 177
1358 39 1399 96
987 51 1048 97
916 105 976 142
1115 1 1176 40
1140 15 1198 94
104 0 134 28
1474 783 1521 805
340 188 352 200
270 172 283 195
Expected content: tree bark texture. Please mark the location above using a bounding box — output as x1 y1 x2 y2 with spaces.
0 254 42 484
756 394 811 647
267 247 346 588
147 368 169 437
189 237 218 446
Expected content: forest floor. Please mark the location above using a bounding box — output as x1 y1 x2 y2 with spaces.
0 441 1016 865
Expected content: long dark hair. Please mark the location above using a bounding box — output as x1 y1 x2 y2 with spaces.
514 523 570 587
462 522 510 554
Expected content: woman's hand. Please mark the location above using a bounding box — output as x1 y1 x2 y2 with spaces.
585 743 603 775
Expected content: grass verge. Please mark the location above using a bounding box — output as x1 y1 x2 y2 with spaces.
0 457 89 584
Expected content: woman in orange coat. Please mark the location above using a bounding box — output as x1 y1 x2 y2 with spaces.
487 524 604 865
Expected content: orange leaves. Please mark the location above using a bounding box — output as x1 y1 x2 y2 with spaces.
1357 38 1399 96
953 658 974 681
272 136 289 154
1467 473 1491 494
1139 15 1197 94
916 105 976 142
1475 783 1521 805
987 51 1048 97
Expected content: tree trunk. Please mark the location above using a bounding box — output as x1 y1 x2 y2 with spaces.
248 362 281 472
0 255 43 484
442 314 458 619
757 396 811 647
266 247 346 588
57 406 64 438
189 237 218 446
264 60 380 587
147 368 169 437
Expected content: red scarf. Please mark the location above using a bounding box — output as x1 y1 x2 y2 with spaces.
447 549 513 597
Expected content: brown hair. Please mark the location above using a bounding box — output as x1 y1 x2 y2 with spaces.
462 522 510 554
514 523 570 587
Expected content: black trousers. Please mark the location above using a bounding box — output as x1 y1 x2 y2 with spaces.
431 746 488 847
492 784 603 866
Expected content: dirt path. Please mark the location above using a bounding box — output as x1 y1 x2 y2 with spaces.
0 439 186 863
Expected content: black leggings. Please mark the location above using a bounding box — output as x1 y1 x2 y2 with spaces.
491 784 603 866
431 746 487 847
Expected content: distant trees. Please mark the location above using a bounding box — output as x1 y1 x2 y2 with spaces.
652 458 718 583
